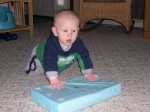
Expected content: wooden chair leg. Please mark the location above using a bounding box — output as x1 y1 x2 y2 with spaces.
125 20 135 34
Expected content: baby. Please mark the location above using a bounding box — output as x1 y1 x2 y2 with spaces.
25 9 97 89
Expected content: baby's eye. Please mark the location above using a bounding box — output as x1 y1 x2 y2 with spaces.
63 30 68 32
72 30 76 32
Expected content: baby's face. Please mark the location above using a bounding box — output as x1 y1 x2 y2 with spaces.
52 15 79 50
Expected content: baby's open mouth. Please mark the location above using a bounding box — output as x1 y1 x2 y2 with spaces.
66 39 71 43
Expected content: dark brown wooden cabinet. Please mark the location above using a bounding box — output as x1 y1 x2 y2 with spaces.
144 0 150 38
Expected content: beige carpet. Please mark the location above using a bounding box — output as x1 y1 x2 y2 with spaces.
0 22 150 112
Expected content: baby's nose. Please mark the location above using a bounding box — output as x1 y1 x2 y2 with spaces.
67 31 72 37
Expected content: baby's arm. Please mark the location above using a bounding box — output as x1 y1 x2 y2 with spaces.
48 75 64 89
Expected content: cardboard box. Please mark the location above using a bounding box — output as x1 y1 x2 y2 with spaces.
31 76 121 112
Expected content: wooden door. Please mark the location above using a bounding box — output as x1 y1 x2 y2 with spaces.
144 0 150 38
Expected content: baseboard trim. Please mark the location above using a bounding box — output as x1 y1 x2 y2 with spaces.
101 19 143 28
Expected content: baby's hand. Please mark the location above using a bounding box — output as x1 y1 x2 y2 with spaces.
84 73 97 81
48 77 64 89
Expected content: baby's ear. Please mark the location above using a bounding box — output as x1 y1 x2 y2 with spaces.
51 27 57 37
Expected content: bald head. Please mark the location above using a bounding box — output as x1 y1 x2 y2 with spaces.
53 9 79 28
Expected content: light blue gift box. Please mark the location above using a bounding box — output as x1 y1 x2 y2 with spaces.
31 76 121 112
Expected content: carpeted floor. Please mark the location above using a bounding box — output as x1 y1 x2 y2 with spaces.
0 22 150 112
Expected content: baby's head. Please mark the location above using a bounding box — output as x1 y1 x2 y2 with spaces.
52 9 80 50
53 9 79 28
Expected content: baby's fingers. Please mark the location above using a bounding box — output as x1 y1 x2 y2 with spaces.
84 75 97 81
49 81 64 89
